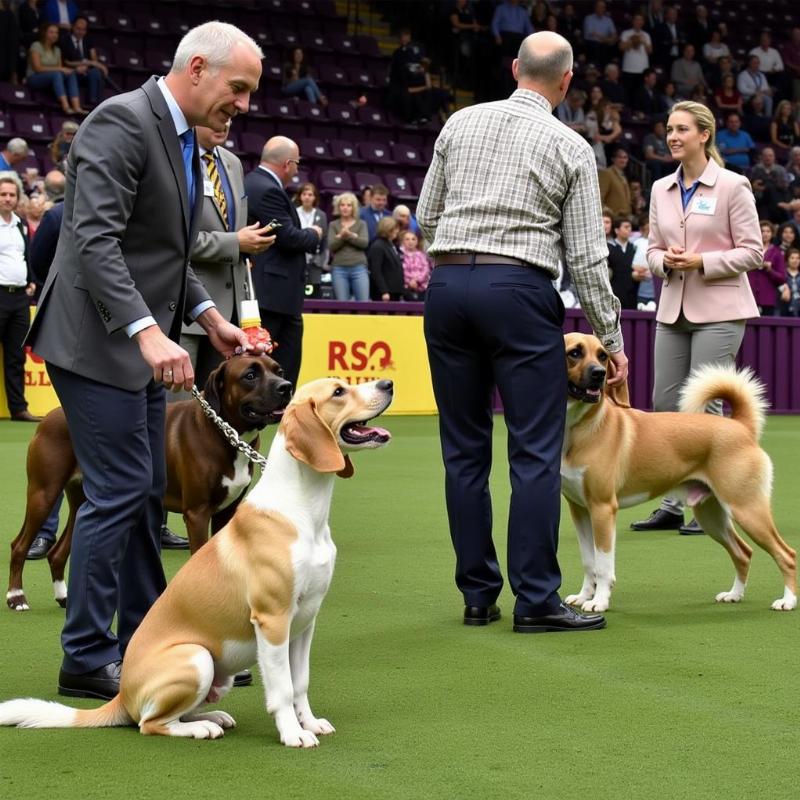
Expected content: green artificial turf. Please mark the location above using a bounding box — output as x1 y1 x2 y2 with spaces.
0 415 798 800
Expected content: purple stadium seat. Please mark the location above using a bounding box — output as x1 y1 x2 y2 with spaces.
265 98 300 120
273 27 300 48
357 106 392 129
114 48 148 72
0 84 36 108
287 169 312 192
314 0 338 18
329 139 364 164
383 173 418 202
145 50 173 73
349 68 372 90
11 113 52 141
262 63 284 85
300 31 331 52
328 34 358 59
296 101 331 128
296 0 316 15
412 176 426 196
392 143 423 168
327 103 359 128
240 132 267 159
359 141 396 166
0 113 9 137
298 137 335 164
353 171 382 192
355 35 381 58
221 132 241 155
323 68 351 87
317 170 353 194
16 153 42 174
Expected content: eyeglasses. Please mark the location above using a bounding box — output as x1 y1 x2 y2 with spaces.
287 158 301 166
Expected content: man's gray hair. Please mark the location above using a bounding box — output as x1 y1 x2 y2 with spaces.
44 169 66 200
171 21 263 73
517 36 573 84
6 138 29 156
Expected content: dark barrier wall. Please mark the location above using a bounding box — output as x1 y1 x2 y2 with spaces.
304 301 800 414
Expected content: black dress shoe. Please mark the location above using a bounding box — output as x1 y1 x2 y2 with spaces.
58 661 122 700
10 410 42 422
630 508 684 531
679 518 705 535
463 604 501 626
513 602 606 633
233 669 253 687
26 536 55 561
160 525 190 550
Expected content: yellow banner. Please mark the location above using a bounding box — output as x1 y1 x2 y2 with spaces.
298 313 436 415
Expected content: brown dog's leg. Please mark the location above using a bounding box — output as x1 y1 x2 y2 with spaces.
184 507 213 554
46 480 84 608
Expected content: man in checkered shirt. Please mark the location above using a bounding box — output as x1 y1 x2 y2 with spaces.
417 31 629 635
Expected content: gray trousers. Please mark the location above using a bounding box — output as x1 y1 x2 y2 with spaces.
653 314 746 515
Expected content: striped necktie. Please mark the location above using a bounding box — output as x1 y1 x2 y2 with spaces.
202 151 228 229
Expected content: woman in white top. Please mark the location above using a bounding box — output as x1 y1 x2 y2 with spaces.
292 182 328 297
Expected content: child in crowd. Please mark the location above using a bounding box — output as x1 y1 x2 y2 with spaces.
779 248 800 317
399 230 431 300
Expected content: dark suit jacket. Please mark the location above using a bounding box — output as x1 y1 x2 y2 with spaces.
367 238 404 298
652 22 684 67
29 199 63 283
608 241 638 310
28 76 208 391
243 166 319 316
59 30 97 64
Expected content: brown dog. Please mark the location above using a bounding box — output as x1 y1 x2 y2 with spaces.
6 354 292 611
561 331 796 612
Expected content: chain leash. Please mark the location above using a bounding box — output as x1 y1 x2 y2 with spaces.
190 385 268 468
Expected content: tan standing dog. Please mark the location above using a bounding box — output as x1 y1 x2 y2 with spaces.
561 332 796 612
0 378 393 747
7 354 292 611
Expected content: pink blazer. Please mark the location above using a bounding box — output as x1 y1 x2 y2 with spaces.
647 158 762 324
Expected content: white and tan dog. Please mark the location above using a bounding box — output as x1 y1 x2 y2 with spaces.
561 332 796 613
0 378 393 747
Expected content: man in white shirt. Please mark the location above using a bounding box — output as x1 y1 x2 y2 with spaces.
0 176 38 421
619 13 652 97
737 54 775 116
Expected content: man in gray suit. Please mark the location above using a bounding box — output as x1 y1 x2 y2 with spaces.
26 22 265 701
177 121 276 392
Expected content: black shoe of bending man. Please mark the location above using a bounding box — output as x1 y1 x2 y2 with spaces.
26 536 55 560
160 525 190 550
513 602 606 633
233 669 253 687
679 518 705 536
463 604 501 626
10 409 42 422
58 661 122 700
630 508 684 531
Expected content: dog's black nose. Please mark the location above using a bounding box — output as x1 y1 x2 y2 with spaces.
589 366 606 384
376 379 393 394
276 380 293 399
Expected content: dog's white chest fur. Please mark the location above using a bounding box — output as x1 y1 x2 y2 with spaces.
217 432 257 511
560 462 588 505
290 533 337 635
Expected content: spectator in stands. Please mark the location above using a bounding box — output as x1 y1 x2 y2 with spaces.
0 175 39 422
490 0 533 57
744 93 771 142
751 146 794 221
282 47 327 106
17 0 42 52
714 73 743 115
632 218 656 310
392 204 421 237
599 62 626 108
629 179 648 220
750 30 786 99
367 216 404 302
27 168 64 284
0 1 20 83
0 138 30 172
59 14 107 107
715 112 755 172
598 147 633 217
40 0 77 30
557 3 582 44
24 193 48 239
776 220 798 255
399 230 431 301
360 183 392 242
781 27 800 103
389 29 432 124
328 192 369 302
294 182 328 299
778 247 800 316
583 0 617 66
786 146 800 181
670 44 707 98
748 220 785 316
619 13 652 98
661 79 681 105
530 1 551 29
652 5 684 70
770 100 799 156
644 0 665 34
702 29 730 66
790 207 800 240
602 210 614 242
643 119 675 180
607 217 638 309
26 22 87 116
586 85 621 166
710 53 735 90
685 4 712 56
737 55 774 117
360 186 373 210
556 89 588 138
408 57 455 125
49 118 78 169
632 68 665 120
449 0 481 90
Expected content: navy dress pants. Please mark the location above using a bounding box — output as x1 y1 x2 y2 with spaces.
47 364 168 673
424 263 566 617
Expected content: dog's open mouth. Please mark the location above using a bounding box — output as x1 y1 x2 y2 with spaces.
341 419 391 445
242 403 288 426
568 382 603 404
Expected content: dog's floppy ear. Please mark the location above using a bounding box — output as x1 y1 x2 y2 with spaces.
606 358 631 408
203 360 228 415
282 399 348 475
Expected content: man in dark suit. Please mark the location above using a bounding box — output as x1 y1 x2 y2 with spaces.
244 136 322 389
27 21 265 701
59 14 108 106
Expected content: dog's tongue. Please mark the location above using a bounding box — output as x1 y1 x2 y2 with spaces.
348 423 391 439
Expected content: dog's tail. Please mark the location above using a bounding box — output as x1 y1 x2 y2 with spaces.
678 364 768 440
0 694 132 729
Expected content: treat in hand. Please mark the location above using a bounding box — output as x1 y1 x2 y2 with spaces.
244 325 275 353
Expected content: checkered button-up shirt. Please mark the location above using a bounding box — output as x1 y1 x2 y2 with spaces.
417 89 623 352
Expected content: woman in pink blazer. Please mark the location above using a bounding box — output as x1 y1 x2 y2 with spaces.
631 101 763 535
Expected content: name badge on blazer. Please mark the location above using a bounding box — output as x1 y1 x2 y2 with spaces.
203 179 215 197
691 196 717 215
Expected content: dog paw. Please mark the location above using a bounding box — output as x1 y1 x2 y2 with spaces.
582 598 609 613
301 716 335 736
184 720 226 739
184 710 236 729
565 593 591 606
6 591 29 611
282 728 319 748
771 591 797 611
715 590 743 604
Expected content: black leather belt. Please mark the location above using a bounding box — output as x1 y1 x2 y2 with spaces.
433 252 531 267
0 285 26 293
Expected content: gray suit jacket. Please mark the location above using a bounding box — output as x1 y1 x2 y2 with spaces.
183 146 248 335
28 76 210 391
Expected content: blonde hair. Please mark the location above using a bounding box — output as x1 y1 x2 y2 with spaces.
333 192 359 218
669 101 724 167
376 216 399 239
